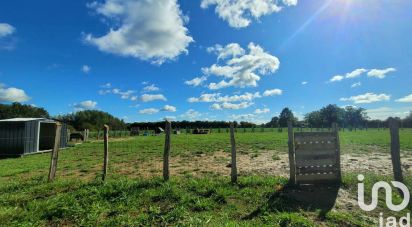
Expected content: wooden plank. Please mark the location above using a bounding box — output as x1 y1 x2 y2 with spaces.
48 123 62 182
388 118 404 183
230 122 237 183
295 142 336 151
294 132 335 143
332 123 342 182
295 150 337 161
163 120 171 181
102 125 109 181
297 165 338 175
296 159 336 167
288 121 296 184
296 173 339 184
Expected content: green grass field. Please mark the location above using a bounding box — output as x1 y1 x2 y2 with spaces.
0 129 411 226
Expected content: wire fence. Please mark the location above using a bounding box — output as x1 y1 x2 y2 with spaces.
0 125 410 184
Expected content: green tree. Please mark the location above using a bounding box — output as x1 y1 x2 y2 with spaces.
278 108 296 127
0 102 50 119
56 110 127 131
319 104 344 127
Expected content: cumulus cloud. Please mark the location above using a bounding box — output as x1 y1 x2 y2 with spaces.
345 68 367 79
140 94 167 102
212 101 253 110
139 108 159 114
351 82 361 88
181 109 201 120
366 107 411 120
161 105 177 112
81 65 91 73
73 100 97 111
396 94 412 103
367 68 396 79
329 75 344 82
340 92 390 104
200 0 297 28
0 84 30 102
143 84 160 92
0 23 15 38
301 81 308 85
184 76 207 87
263 89 282 97
254 108 270 114
196 43 279 90
113 88 137 100
329 68 395 82
188 92 261 103
85 0 193 64
99 87 137 100
230 113 257 121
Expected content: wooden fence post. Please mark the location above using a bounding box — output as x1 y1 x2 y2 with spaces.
102 125 109 181
332 123 342 182
48 122 62 182
388 118 404 183
287 121 296 184
230 123 237 183
163 121 171 181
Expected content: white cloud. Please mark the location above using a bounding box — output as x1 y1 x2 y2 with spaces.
210 103 222 110
329 68 394 82
0 23 15 38
340 92 390 104
367 68 396 79
161 105 177 112
254 108 270 114
329 75 344 82
351 82 361 88
81 65 91 73
143 84 160 92
139 108 159 114
184 76 208 87
73 100 97 111
0 84 30 102
85 0 193 64
207 43 245 60
212 101 253 110
188 92 261 103
202 43 279 89
230 113 256 121
301 81 308 85
396 94 412 103
366 107 411 120
140 94 167 102
263 89 283 96
100 83 112 88
200 0 296 28
99 87 137 100
181 109 201 120
345 68 367 79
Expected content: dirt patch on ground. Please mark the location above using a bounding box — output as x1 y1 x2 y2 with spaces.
111 150 412 179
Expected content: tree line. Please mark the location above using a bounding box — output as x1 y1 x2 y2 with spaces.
0 102 411 130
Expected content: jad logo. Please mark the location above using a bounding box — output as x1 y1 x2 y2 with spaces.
358 174 411 227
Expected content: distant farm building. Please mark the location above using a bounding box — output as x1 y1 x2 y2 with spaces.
0 118 68 157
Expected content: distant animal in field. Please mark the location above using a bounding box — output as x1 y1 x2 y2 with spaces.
70 132 84 142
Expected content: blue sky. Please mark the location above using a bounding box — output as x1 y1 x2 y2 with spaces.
0 0 411 123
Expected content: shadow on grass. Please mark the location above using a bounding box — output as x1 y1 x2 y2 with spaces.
244 181 340 220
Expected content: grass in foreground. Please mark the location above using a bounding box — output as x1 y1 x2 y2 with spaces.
0 174 410 226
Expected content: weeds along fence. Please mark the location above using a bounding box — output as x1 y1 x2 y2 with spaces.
36 119 406 186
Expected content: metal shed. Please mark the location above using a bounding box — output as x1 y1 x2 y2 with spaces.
0 118 68 156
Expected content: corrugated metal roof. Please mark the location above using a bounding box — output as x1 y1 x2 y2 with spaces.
0 118 48 122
